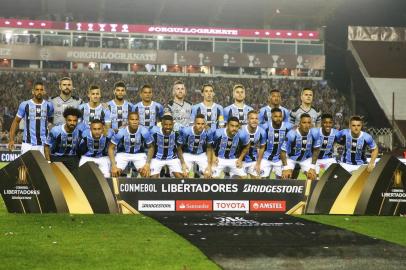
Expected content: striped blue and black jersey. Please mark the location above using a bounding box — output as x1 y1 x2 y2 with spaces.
311 128 338 159
336 129 377 165
191 103 224 130
17 99 54 146
212 128 250 159
78 129 114 158
111 126 153 154
133 101 164 127
240 126 267 162
281 129 321 162
178 126 213 155
259 105 290 125
262 122 293 162
78 103 111 128
150 126 181 160
45 124 82 156
107 100 134 130
223 104 253 126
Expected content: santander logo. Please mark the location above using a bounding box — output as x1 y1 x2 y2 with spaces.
176 200 212 211
250 200 286 212
213 200 249 211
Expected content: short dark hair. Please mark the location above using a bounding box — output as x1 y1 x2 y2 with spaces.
88 85 100 92
350 115 363 123
161 115 173 122
247 110 258 118
141 84 152 92
33 81 44 88
301 87 313 95
63 107 82 119
227 116 240 124
201 83 214 93
270 89 280 94
271 107 282 114
59 77 72 83
128 111 139 118
90 119 104 126
114 81 126 89
195 114 205 121
300 113 311 120
321 113 333 121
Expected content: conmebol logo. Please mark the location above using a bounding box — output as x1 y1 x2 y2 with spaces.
250 200 286 212
176 200 212 211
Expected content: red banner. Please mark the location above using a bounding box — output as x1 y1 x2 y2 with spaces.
0 18 319 40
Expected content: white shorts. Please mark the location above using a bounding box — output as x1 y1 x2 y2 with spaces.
183 153 208 173
79 156 111 178
150 158 182 176
259 159 282 177
339 162 363 173
285 157 314 173
316 158 337 173
21 143 45 157
115 152 147 171
212 158 247 178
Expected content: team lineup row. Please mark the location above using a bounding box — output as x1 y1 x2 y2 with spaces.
7 78 378 179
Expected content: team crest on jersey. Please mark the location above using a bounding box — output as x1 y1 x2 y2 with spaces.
36 108 41 113
131 138 136 143
352 142 357 147
274 133 279 138
90 113 95 117
164 138 169 143
227 141 232 146
323 139 328 145
194 139 200 143
303 140 307 144
118 110 122 114
207 112 212 117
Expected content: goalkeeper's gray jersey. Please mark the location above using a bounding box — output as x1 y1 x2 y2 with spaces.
50 95 83 125
164 100 192 130
289 105 321 126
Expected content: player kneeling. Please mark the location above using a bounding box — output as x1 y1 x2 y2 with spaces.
280 114 320 180
78 119 114 178
179 114 213 178
211 117 250 178
108 112 153 177
146 115 188 178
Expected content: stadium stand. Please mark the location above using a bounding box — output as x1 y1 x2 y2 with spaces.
347 26 406 148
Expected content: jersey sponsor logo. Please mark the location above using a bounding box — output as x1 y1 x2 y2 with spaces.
176 200 212 211
213 200 249 211
250 200 286 212
138 200 175 211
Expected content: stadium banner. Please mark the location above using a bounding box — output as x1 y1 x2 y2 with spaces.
1 151 404 215
0 44 325 69
348 26 406 42
0 18 319 40
0 150 20 162
107 178 311 213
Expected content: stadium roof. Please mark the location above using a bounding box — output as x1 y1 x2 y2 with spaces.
0 0 344 29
